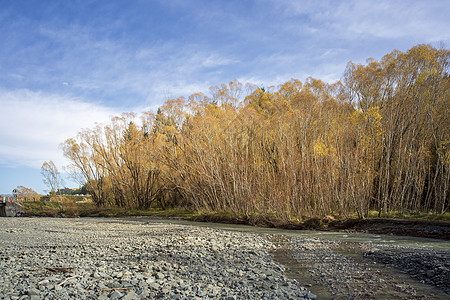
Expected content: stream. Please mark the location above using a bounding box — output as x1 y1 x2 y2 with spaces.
116 217 449 299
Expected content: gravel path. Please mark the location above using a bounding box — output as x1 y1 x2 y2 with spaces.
0 218 314 299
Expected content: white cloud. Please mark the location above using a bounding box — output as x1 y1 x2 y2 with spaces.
26 24 242 109
201 54 239 68
273 0 450 42
0 89 118 170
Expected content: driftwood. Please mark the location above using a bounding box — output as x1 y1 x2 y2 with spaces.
100 287 134 291
58 275 82 286
45 267 75 273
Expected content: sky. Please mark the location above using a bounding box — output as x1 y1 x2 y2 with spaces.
0 0 449 194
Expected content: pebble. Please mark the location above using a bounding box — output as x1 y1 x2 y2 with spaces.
122 291 140 300
27 288 40 296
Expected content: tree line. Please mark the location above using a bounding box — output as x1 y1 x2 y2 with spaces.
62 45 449 219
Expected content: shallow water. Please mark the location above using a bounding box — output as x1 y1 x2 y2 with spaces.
119 216 450 251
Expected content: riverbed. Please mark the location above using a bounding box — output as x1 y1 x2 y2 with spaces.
0 217 448 299
134 217 450 299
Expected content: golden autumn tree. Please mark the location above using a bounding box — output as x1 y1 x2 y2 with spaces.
61 44 448 218
344 44 449 214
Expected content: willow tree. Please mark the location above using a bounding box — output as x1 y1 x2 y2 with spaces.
41 161 63 196
344 44 449 214
61 132 111 206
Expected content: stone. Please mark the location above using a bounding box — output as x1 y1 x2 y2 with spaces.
109 290 124 300
122 291 140 300
123 271 132 277
27 288 40 296
107 282 122 289
149 282 160 289
38 279 50 286
122 281 134 288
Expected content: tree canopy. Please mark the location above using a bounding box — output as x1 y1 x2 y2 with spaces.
62 45 449 219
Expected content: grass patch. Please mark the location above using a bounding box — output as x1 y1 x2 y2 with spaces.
23 201 61 217
23 201 449 225
366 210 450 222
23 201 195 219
78 206 195 218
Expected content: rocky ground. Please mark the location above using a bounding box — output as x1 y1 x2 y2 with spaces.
271 235 449 299
363 245 449 294
1 218 448 300
0 218 314 299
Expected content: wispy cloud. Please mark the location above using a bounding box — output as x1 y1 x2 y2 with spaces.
3 19 242 109
0 89 117 169
273 0 450 43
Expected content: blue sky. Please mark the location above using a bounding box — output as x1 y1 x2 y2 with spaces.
1 0 449 194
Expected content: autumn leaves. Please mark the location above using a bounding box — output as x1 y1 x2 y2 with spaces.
62 45 449 219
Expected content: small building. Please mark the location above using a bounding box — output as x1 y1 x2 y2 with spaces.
0 194 23 217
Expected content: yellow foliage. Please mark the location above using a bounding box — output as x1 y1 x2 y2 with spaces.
313 138 336 158
440 140 450 165
62 44 449 217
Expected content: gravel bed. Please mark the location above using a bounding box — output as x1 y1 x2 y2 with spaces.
285 236 449 299
0 218 313 299
363 246 450 293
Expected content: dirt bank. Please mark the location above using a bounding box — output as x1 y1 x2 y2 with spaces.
191 215 450 240
326 219 450 240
